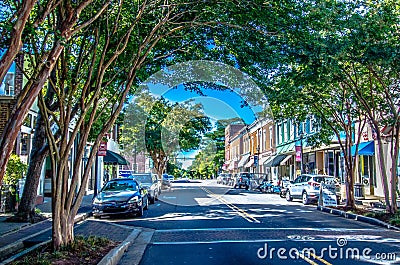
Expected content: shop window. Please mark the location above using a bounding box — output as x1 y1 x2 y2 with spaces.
20 133 29 155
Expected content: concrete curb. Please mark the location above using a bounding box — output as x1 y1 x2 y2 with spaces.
317 205 400 231
98 228 142 265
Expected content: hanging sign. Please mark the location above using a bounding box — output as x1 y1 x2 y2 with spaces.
98 142 107 156
295 145 302 162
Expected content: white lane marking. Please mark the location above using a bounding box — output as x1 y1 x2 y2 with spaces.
152 238 400 245
151 239 350 245
155 227 388 233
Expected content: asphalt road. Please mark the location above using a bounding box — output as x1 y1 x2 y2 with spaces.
99 179 400 265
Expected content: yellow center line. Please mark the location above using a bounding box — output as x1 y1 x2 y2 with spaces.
201 187 260 223
307 252 333 265
298 252 320 265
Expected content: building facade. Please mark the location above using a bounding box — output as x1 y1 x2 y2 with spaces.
224 116 397 198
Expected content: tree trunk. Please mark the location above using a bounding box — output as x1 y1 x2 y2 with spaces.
345 166 356 209
375 132 392 213
15 112 48 222
390 125 399 213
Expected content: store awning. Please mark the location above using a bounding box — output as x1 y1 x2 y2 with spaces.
237 154 250 168
245 157 254 168
260 156 271 165
276 142 296 154
280 155 292 165
265 154 288 167
351 141 375 156
103 150 128 165
263 156 273 166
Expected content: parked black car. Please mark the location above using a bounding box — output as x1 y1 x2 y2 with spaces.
92 178 148 218
233 172 252 189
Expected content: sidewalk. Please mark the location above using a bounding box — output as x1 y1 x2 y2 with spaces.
0 194 93 236
0 194 139 264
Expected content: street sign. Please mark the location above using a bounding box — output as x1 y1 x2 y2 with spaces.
254 155 259 166
98 141 107 156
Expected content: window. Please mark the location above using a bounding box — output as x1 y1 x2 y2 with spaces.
263 130 267 151
297 122 305 137
269 126 273 148
283 122 288 143
20 133 29 155
305 119 311 134
276 124 281 145
3 72 15 96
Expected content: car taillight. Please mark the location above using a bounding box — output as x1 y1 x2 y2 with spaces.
308 182 320 187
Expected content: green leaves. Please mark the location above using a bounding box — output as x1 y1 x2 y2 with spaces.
121 92 211 160
4 154 27 186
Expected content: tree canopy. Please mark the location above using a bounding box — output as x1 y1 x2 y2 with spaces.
121 92 212 176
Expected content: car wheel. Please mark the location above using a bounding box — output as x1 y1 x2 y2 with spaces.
149 195 155 204
302 192 309 205
234 185 237 189
155 191 159 201
286 191 292 201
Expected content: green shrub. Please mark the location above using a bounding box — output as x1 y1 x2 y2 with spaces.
4 154 27 188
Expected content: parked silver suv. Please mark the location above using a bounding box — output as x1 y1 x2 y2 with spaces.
130 173 160 204
286 174 340 205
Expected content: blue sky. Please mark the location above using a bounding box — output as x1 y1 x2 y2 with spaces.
147 83 262 169
148 83 260 124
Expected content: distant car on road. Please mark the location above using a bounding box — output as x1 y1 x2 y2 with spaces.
92 178 148 218
285 174 340 205
174 176 190 183
162 174 174 188
130 173 160 204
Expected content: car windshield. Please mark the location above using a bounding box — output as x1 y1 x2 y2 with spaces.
313 177 336 185
131 174 152 183
103 180 138 192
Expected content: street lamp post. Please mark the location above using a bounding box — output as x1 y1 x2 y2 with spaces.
300 133 304 174
255 146 260 174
